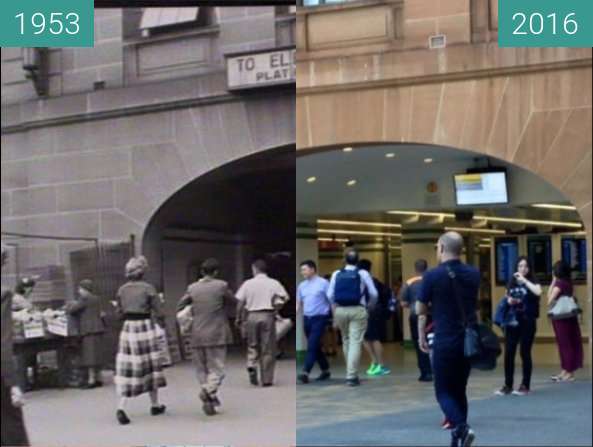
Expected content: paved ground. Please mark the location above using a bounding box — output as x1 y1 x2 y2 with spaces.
23 351 296 447
297 344 592 446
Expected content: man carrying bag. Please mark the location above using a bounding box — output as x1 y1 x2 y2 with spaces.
417 232 480 447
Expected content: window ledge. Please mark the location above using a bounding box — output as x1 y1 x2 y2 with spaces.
299 0 403 14
124 25 221 47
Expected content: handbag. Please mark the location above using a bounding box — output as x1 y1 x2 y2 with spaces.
154 323 172 367
275 315 294 341
447 265 501 371
177 305 193 335
548 295 581 320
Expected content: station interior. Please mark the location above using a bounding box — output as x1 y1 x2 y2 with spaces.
297 144 589 366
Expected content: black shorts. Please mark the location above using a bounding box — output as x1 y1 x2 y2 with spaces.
365 312 386 342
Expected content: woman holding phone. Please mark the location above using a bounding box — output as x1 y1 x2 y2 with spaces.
495 257 542 396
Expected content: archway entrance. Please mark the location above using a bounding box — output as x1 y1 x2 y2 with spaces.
144 145 296 360
296 142 590 446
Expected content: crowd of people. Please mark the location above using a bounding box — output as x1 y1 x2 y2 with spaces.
1 242 291 446
297 231 585 447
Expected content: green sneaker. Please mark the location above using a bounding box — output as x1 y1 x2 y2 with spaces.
377 365 392 376
366 363 378 375
367 364 382 376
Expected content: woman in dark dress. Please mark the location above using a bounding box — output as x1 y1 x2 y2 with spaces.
1 244 29 447
114 256 167 425
548 261 583 382
495 256 542 396
66 279 106 389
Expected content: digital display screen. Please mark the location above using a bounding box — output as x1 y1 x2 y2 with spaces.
562 237 588 282
454 172 509 206
495 237 519 285
527 236 553 284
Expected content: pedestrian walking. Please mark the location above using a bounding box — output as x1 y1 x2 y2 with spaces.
328 250 378 387
400 259 433 382
1 244 29 447
65 280 106 389
297 260 332 384
358 259 391 377
236 259 290 387
494 257 541 396
114 256 167 425
417 232 478 447
177 258 237 416
12 277 36 392
548 261 583 383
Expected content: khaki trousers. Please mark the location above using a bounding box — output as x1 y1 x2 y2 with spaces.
193 346 227 395
246 311 277 385
334 306 368 380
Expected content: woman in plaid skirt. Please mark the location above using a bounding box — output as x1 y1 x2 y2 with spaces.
114 256 167 425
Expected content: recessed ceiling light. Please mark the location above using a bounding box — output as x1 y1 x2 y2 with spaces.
343 147 354 153
385 153 396 158
347 179 357 187
424 158 434 164
318 219 402 229
318 229 402 238
531 204 578 211
306 176 317 184
387 210 456 219
473 215 583 229
445 226 507 235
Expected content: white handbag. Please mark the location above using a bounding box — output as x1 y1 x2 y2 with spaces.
548 295 581 320
275 316 294 341
177 305 193 335
154 324 172 366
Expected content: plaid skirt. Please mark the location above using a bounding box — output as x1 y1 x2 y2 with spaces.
115 319 167 398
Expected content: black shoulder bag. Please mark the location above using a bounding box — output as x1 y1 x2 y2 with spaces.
447 265 501 371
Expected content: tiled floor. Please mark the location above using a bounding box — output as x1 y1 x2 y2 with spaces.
297 344 592 446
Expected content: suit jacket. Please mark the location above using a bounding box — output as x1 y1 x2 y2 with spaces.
178 278 237 348
1 287 17 386
66 293 105 336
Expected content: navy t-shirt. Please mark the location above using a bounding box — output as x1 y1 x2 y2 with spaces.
419 260 480 350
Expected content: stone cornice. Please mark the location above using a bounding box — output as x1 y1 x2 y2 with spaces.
1 86 295 135
297 58 591 96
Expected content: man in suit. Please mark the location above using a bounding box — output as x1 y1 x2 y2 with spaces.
1 243 29 446
178 258 237 416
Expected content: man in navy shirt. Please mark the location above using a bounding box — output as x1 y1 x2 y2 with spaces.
297 260 332 384
417 232 479 447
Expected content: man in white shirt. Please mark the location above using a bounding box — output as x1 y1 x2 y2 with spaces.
328 250 378 386
236 259 290 387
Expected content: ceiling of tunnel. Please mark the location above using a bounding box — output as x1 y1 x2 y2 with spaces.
296 144 578 225
148 146 295 235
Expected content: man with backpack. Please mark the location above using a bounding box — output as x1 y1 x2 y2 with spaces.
328 250 378 386
358 259 392 377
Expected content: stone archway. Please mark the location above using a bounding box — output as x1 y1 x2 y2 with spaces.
297 66 592 368
110 94 296 244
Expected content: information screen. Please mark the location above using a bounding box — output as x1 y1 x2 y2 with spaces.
527 236 553 284
495 237 519 285
562 237 588 282
454 172 509 206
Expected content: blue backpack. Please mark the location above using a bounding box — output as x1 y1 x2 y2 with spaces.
334 269 362 306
